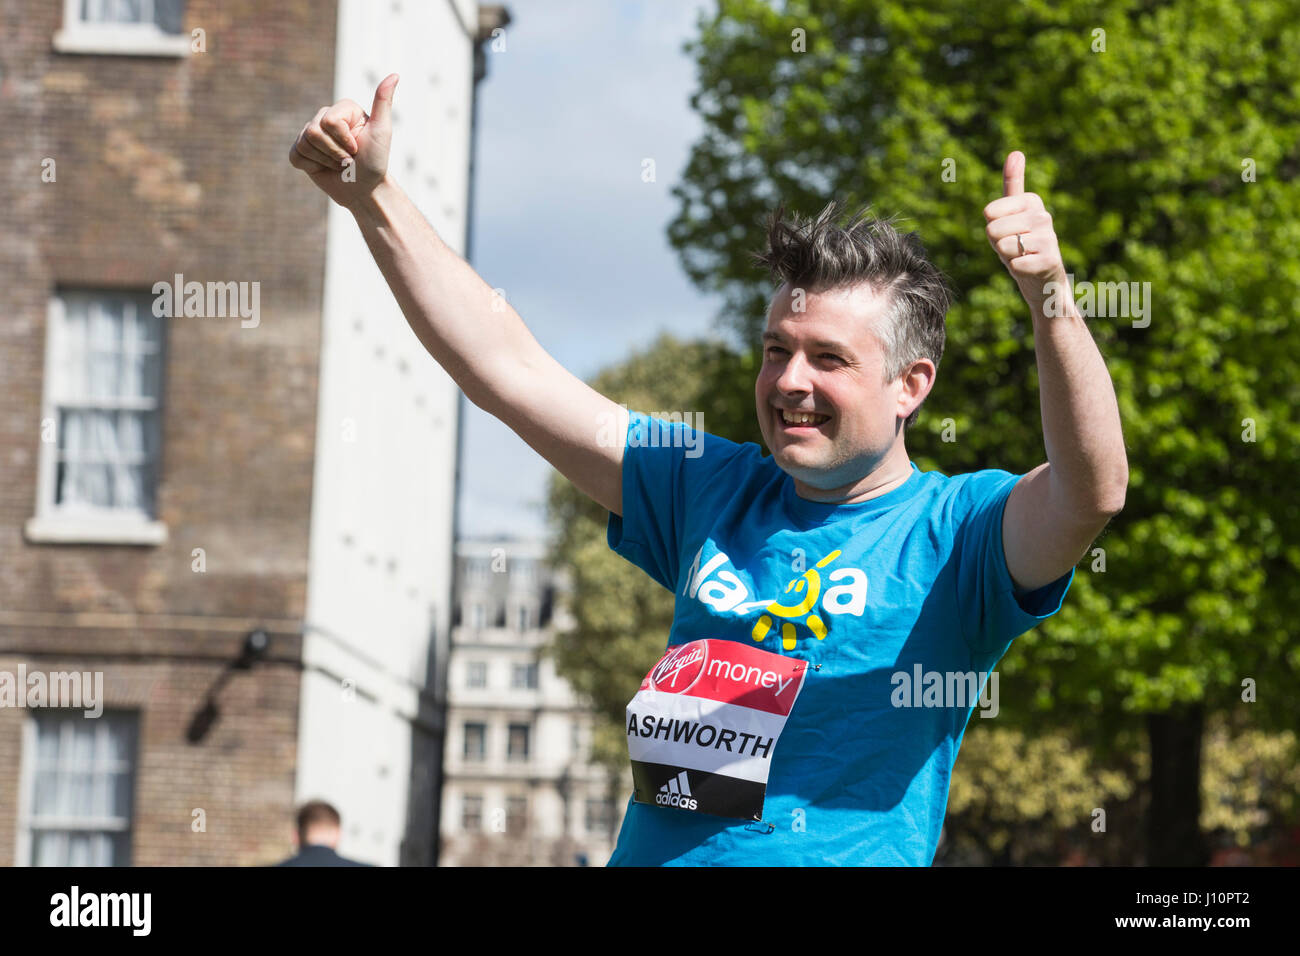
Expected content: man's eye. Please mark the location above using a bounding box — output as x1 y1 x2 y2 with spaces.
820 354 841 362
766 347 786 357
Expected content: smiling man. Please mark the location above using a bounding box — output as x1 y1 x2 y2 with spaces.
290 79 1128 866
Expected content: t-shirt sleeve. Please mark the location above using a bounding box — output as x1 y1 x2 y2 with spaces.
952 469 1075 657
605 410 751 593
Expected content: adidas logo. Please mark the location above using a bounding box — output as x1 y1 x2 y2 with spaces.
655 771 699 810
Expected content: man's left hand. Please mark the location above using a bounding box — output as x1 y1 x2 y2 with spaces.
983 150 1071 315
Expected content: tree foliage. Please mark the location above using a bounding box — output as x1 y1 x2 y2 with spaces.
665 0 1300 747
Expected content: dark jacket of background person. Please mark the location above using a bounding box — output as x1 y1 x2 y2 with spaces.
274 844 373 867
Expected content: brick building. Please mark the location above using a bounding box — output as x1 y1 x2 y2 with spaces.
0 0 509 865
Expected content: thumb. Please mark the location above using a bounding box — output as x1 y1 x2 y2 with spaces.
1003 150 1025 197
369 73 400 130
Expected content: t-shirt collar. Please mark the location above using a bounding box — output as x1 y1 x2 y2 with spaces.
781 461 923 525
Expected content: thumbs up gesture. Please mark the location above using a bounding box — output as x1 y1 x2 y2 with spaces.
289 73 400 208
983 151 1070 314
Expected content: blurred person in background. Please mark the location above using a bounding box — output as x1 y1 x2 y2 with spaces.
274 800 373 867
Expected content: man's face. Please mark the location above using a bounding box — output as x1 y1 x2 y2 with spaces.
755 282 915 494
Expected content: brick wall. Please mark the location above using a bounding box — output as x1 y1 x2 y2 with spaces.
0 0 338 864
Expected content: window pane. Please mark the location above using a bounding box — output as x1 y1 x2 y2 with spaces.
507 724 530 760
121 349 161 399
103 722 134 762
506 796 527 834
69 726 95 766
463 723 485 760
32 831 67 866
82 0 148 24
110 773 132 819
60 462 111 508
28 713 135 866
89 299 124 349
37 726 60 763
50 295 164 516
461 795 482 832
70 772 95 817
87 349 121 399
33 771 58 816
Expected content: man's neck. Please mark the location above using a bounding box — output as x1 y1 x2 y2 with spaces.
791 444 914 505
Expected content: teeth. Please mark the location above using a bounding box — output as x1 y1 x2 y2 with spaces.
780 409 829 426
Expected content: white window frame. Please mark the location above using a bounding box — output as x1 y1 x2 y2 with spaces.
506 722 530 762
25 292 168 546
510 661 537 690
54 0 192 57
462 721 487 762
465 660 487 689
460 794 482 833
16 710 138 867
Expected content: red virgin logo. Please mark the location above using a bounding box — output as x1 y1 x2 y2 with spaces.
647 641 708 693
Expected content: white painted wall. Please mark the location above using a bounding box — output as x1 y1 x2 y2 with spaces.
297 0 481 866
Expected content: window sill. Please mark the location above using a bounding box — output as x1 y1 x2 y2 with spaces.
52 28 191 58
24 515 169 546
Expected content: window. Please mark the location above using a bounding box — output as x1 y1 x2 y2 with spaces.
465 661 487 689
516 605 530 631
465 557 490 585
26 291 167 545
462 722 486 762
460 794 482 832
506 723 530 762
585 798 611 835
510 662 538 690
20 711 137 866
54 0 191 56
505 795 528 835
571 720 583 758
470 604 486 629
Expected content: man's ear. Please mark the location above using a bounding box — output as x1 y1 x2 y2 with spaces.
897 358 937 420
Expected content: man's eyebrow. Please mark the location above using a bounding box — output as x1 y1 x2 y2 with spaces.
761 330 856 354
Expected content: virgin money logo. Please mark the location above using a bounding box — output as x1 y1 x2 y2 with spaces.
648 641 707 693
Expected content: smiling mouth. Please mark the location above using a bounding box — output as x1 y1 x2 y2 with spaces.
774 405 832 431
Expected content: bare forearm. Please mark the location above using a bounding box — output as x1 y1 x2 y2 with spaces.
1030 298 1128 513
347 174 539 411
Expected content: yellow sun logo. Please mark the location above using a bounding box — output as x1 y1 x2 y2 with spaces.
750 549 841 650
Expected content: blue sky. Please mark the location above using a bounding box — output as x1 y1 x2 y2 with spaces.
458 0 727 540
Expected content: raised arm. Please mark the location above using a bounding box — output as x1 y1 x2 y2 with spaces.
288 74 626 516
983 151 1129 592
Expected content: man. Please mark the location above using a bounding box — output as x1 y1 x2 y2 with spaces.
289 77 1127 866
274 800 372 867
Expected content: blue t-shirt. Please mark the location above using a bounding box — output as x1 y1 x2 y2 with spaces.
604 411 1074 866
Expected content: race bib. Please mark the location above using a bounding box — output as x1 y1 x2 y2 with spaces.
626 639 808 821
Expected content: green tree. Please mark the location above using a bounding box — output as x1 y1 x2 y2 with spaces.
660 0 1300 866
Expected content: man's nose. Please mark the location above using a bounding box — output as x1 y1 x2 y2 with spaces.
776 351 813 393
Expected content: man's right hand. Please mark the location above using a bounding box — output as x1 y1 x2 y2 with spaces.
288 73 399 208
